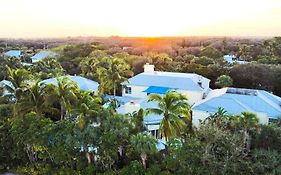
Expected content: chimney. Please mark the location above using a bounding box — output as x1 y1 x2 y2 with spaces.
144 63 155 73
124 100 141 114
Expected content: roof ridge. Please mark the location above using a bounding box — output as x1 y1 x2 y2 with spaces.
258 91 281 112
231 97 254 112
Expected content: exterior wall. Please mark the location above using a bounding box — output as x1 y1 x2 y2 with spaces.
254 112 269 125
146 124 160 131
192 110 269 127
123 85 205 105
178 90 204 105
122 85 148 98
192 110 210 127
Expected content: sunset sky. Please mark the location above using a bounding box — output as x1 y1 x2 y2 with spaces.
0 0 281 38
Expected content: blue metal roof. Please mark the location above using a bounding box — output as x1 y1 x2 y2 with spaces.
193 88 281 119
41 76 99 92
4 50 21 58
143 86 175 94
0 80 15 96
122 72 210 91
31 51 57 62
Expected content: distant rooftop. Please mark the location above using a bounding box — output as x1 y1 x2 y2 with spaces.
4 50 21 58
31 50 57 62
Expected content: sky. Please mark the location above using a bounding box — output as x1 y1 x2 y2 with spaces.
0 0 281 38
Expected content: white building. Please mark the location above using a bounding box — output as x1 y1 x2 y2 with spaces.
121 64 211 105
113 64 211 136
192 87 281 126
31 50 57 63
224 55 247 64
4 50 22 59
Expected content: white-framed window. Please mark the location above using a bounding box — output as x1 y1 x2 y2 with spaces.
125 87 132 94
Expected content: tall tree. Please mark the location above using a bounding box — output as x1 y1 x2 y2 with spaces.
46 77 79 120
96 57 132 96
147 91 191 141
130 132 157 169
16 81 58 116
215 75 233 88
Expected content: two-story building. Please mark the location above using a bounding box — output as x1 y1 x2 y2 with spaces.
121 64 211 105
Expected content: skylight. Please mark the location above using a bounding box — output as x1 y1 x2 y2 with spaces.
226 88 258 96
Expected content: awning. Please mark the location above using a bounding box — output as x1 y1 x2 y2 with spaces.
143 86 175 94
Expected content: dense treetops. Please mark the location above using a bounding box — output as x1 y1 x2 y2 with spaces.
1 37 281 174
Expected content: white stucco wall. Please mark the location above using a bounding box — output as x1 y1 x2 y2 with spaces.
254 112 269 125
123 85 205 105
192 110 210 127
122 85 148 98
146 124 160 131
192 109 270 127
178 90 204 105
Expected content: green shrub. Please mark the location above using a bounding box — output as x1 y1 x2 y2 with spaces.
251 149 281 175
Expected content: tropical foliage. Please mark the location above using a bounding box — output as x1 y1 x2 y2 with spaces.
1 38 281 174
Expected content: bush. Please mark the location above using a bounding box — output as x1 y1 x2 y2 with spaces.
119 160 144 175
252 124 281 152
251 149 281 175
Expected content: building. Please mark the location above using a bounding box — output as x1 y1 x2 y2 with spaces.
40 75 99 94
192 87 281 126
224 55 247 64
0 80 14 96
114 64 210 136
4 50 21 58
121 64 211 105
31 50 57 63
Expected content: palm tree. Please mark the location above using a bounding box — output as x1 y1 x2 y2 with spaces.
80 57 99 80
147 91 191 141
16 81 58 116
74 91 102 164
6 66 32 90
128 108 146 134
204 107 230 128
47 77 80 120
130 132 157 169
96 57 132 96
75 91 102 128
230 112 259 154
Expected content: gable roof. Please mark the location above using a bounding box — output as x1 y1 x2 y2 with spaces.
192 87 281 119
4 50 21 58
122 71 210 91
31 51 57 62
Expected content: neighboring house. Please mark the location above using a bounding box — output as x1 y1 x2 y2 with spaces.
4 50 21 58
40 75 99 94
0 80 15 96
192 87 281 126
121 64 211 105
224 55 247 64
31 50 57 63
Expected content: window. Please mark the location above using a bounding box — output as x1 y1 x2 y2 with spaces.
125 87 132 94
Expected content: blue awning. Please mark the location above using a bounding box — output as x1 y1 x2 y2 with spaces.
143 86 175 94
